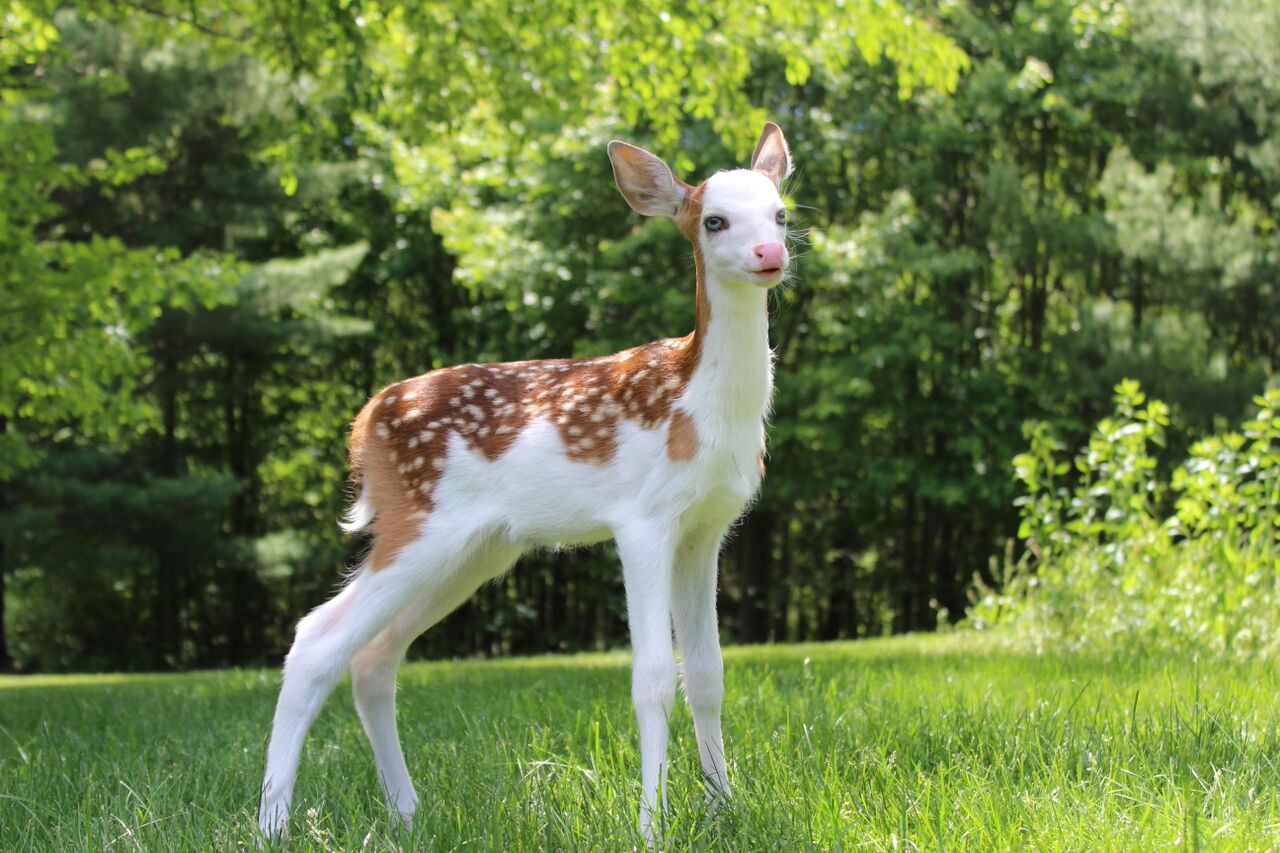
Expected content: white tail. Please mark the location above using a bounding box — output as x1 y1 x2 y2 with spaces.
259 122 795 843
337 486 373 535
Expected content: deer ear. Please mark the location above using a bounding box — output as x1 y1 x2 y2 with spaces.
751 121 792 188
608 141 688 217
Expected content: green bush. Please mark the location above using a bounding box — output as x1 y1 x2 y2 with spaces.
969 381 1280 658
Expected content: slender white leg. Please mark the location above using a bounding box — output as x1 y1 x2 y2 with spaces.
259 577 368 839
672 524 732 801
613 520 678 844
350 542 520 824
258 525 481 840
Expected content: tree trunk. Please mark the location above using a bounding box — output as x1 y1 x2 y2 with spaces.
1 414 13 670
898 490 919 633
733 509 773 644
156 367 182 666
0 536 11 671
772 517 793 641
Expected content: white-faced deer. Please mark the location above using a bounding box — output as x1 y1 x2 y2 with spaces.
258 122 794 842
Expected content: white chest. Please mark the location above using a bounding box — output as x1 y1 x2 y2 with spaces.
669 390 770 535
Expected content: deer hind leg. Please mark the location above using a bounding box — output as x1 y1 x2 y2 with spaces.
672 523 732 801
350 539 521 825
258 521 490 839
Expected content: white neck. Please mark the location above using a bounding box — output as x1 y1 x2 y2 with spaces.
687 274 773 431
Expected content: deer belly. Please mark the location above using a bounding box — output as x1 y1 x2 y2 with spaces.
432 418 669 544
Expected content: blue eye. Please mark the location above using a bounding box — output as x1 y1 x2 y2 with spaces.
776 209 788 226
703 215 727 232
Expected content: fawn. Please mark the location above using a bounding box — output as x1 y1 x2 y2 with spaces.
258 121 794 841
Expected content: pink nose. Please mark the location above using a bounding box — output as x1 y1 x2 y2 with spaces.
754 243 787 269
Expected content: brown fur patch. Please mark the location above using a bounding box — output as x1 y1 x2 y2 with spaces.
364 436 428 572
674 181 711 346
351 174 720 571
666 410 699 461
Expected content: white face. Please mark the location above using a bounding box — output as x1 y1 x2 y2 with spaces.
698 169 789 289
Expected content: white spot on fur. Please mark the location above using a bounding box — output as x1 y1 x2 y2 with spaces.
375 423 390 439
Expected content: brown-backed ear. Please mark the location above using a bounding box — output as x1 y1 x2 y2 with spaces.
607 141 688 217
751 121 792 188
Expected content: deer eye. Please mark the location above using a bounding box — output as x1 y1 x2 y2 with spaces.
703 215 727 232
776 209 788 226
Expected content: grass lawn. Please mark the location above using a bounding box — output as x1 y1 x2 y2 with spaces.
2 632 1279 851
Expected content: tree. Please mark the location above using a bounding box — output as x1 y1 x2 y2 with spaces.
5 0 1275 670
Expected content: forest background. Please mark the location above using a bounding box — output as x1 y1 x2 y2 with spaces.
3 0 1277 672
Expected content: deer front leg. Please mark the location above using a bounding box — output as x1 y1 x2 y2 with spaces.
614 521 678 845
672 523 731 801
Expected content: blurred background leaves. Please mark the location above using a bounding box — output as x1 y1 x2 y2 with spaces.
1 0 1276 671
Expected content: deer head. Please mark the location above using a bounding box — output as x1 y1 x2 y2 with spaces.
607 122 793 290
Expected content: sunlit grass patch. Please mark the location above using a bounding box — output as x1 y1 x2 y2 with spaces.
2 633 1278 850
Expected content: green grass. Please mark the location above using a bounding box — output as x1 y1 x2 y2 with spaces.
3 633 1280 851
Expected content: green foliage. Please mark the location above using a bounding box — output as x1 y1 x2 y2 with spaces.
4 452 241 670
970 382 1280 658
0 105 233 478
0 4 237 479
